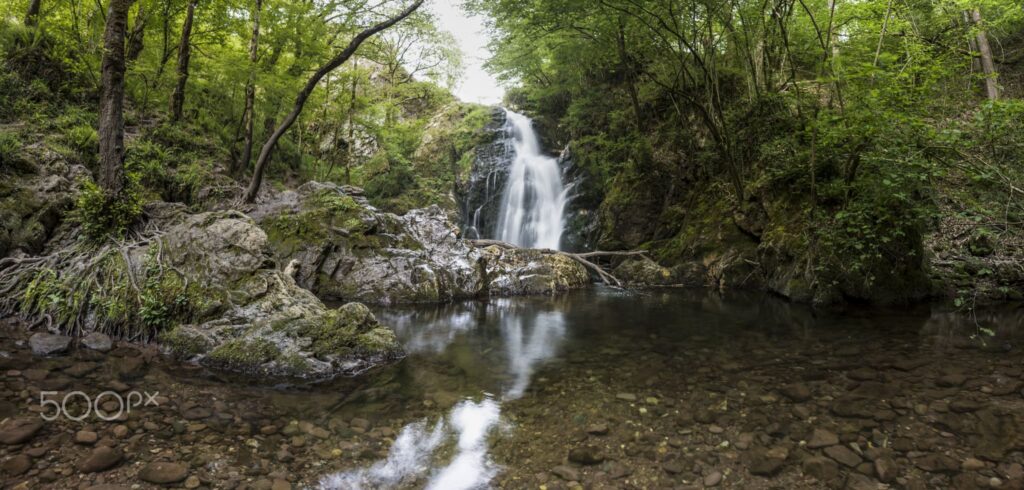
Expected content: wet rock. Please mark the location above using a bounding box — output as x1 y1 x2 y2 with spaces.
0 418 43 445
803 456 839 481
914 453 960 474
781 383 812 402
844 473 877 490
82 332 113 352
138 462 189 484
807 428 839 449
963 458 987 471
182 407 211 420
65 362 99 378
569 445 604 465
950 398 987 413
875 456 899 483
749 447 789 476
551 465 580 481
1 454 31 475
77 446 123 473
937 374 968 387
825 445 862 468
586 423 609 436
661 460 686 474
974 408 1024 461
847 368 877 381
350 418 372 431
75 430 98 445
704 470 723 487
29 333 71 356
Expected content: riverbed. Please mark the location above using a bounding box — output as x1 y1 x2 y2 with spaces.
1 287 1023 489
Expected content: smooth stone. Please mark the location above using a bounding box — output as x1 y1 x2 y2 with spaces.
963 458 987 471
29 333 71 356
568 445 604 465
586 423 609 435
914 453 960 474
781 383 812 402
0 419 43 445
875 457 899 483
807 428 839 449
138 461 189 484
802 456 839 481
1 454 31 475
824 445 861 468
551 465 580 481
615 393 637 402
75 430 98 445
77 446 123 473
704 470 723 487
82 332 113 352
749 447 789 476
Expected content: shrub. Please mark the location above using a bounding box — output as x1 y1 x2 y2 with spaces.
71 177 144 243
0 131 20 168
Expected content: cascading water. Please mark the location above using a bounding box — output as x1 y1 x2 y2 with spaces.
495 110 568 250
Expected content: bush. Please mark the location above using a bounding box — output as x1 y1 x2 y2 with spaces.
0 131 20 168
71 177 144 243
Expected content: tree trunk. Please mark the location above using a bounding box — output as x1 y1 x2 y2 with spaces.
126 4 146 63
616 21 644 132
346 59 358 185
971 9 999 101
235 0 262 175
244 0 423 203
98 0 132 197
169 0 196 122
24 0 41 26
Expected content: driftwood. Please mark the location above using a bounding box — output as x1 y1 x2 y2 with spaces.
468 239 647 287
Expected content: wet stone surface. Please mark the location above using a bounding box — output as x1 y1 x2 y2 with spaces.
0 287 1021 489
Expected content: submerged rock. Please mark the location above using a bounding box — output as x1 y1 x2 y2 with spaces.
29 333 71 356
255 182 589 305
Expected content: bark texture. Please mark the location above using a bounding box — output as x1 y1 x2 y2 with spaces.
169 0 197 122
98 0 133 196
235 0 262 175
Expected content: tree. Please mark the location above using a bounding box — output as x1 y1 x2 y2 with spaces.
233 0 263 175
25 0 41 26
127 3 147 63
244 0 425 203
971 9 1000 101
98 0 133 197
169 0 197 122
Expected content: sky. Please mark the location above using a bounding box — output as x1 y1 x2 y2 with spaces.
429 1 505 105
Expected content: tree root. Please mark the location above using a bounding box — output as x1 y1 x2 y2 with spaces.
467 239 648 287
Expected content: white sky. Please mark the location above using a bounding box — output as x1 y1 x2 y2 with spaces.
429 1 504 105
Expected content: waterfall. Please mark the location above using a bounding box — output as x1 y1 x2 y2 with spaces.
495 110 568 250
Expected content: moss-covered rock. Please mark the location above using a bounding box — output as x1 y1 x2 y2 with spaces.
255 182 590 305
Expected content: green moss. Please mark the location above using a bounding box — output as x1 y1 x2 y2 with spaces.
207 338 281 367
299 303 397 358
158 327 210 358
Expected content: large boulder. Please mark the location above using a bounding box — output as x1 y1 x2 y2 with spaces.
12 203 401 379
255 182 590 305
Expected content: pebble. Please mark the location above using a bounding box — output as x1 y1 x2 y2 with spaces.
0 418 43 445
1 454 32 475
806 428 839 449
824 445 861 467
77 446 123 473
82 332 113 352
703 470 723 487
75 430 98 445
551 465 580 481
802 456 839 481
568 445 604 465
138 461 189 484
615 393 637 402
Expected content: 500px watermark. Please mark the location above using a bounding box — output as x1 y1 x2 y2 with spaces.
39 390 161 421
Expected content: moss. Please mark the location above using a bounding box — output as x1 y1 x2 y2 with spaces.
299 302 397 358
158 327 210 358
207 338 281 367
278 351 312 374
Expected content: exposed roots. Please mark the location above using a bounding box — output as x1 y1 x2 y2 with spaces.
467 239 648 287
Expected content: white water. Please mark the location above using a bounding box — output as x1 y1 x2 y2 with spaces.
495 110 568 250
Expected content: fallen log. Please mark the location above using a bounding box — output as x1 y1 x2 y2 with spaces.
467 239 648 287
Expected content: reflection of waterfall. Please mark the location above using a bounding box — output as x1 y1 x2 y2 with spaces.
325 301 567 489
495 110 568 250
502 310 565 399
319 399 500 490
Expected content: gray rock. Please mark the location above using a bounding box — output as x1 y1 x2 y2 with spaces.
82 332 113 352
138 461 189 484
568 445 604 465
807 428 839 449
77 446 123 473
29 333 71 356
1 454 31 475
254 183 589 306
825 445 862 468
749 447 789 476
875 456 899 483
703 470 723 487
551 465 579 481
802 456 839 481
914 453 960 474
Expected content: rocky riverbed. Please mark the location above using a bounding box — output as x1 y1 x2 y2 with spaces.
0 289 1022 489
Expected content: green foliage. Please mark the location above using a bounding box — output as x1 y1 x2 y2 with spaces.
0 131 20 167
71 178 144 243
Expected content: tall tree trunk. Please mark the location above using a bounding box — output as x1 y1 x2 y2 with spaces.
235 0 262 176
616 21 644 132
245 0 423 203
169 0 196 122
971 9 999 101
346 59 357 185
24 0 42 26
98 0 133 197
126 4 146 63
